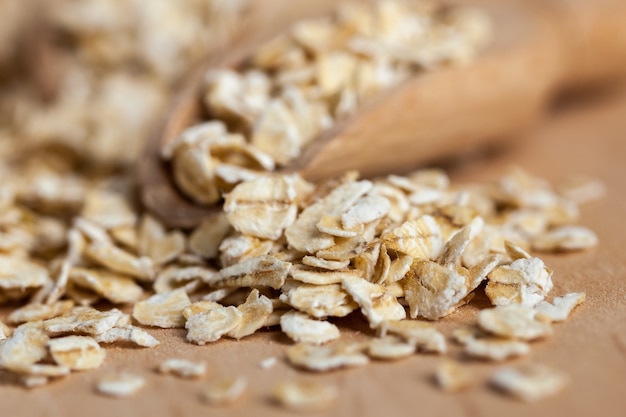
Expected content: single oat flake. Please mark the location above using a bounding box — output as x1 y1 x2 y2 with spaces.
96 373 146 398
273 380 338 411
202 377 248 406
491 364 569 402
132 289 191 328
478 305 552 341
48 336 106 371
436 360 473 392
286 342 369 372
535 292 586 322
157 358 207 379
280 311 340 345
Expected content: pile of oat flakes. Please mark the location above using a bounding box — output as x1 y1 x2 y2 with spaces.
166 0 490 204
0 0 606 411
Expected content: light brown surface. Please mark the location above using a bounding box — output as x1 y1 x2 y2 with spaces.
3 77 626 417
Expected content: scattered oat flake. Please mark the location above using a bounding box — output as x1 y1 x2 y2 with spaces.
7 300 74 324
202 377 247 406
465 336 530 361
532 226 598 252
367 336 416 360
280 282 357 318
341 274 405 328
280 311 340 345
486 257 553 307
290 267 357 285
132 289 191 328
21 375 50 389
535 292 585 323
186 305 242 345
189 214 232 259
273 381 338 411
286 342 369 372
96 373 145 398
212 255 291 290
260 357 277 370
556 175 605 204
286 180 372 253
381 215 443 260
43 307 124 335
491 364 569 402
0 255 50 291
224 175 298 240
137 215 186 265
300 256 351 271
478 305 552 341
84 241 155 282
436 360 473 392
69 268 143 304
229 289 273 339
0 324 49 369
158 358 207 379
379 320 446 353
94 325 159 348
48 336 106 371
404 260 468 320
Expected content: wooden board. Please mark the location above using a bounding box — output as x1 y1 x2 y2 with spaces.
2 74 626 417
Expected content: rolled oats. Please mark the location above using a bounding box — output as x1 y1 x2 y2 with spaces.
185 305 242 345
224 175 298 240
0 324 49 370
535 292 585 323
211 255 291 290
491 364 569 402
280 282 357 318
137 215 185 265
229 289 273 339
436 360 472 392
44 307 124 335
341 274 405 328
157 358 207 379
189 214 232 259
532 226 598 252
48 335 106 370
478 305 552 341
464 336 531 361
84 239 155 282
486 255 553 307
379 320 446 353
96 373 145 398
366 336 416 360
273 380 338 411
202 377 247 406
94 325 159 348
0 0 602 403
69 268 143 304
280 311 340 345
132 289 191 328
8 301 74 324
381 215 443 260
286 342 369 372
259 356 277 370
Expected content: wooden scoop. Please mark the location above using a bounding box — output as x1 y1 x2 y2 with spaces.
140 0 626 228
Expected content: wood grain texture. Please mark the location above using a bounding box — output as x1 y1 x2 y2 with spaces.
4 80 626 417
139 0 626 228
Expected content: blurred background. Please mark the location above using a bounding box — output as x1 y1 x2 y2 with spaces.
0 0 248 172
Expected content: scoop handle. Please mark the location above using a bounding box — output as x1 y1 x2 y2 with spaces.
296 0 626 181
